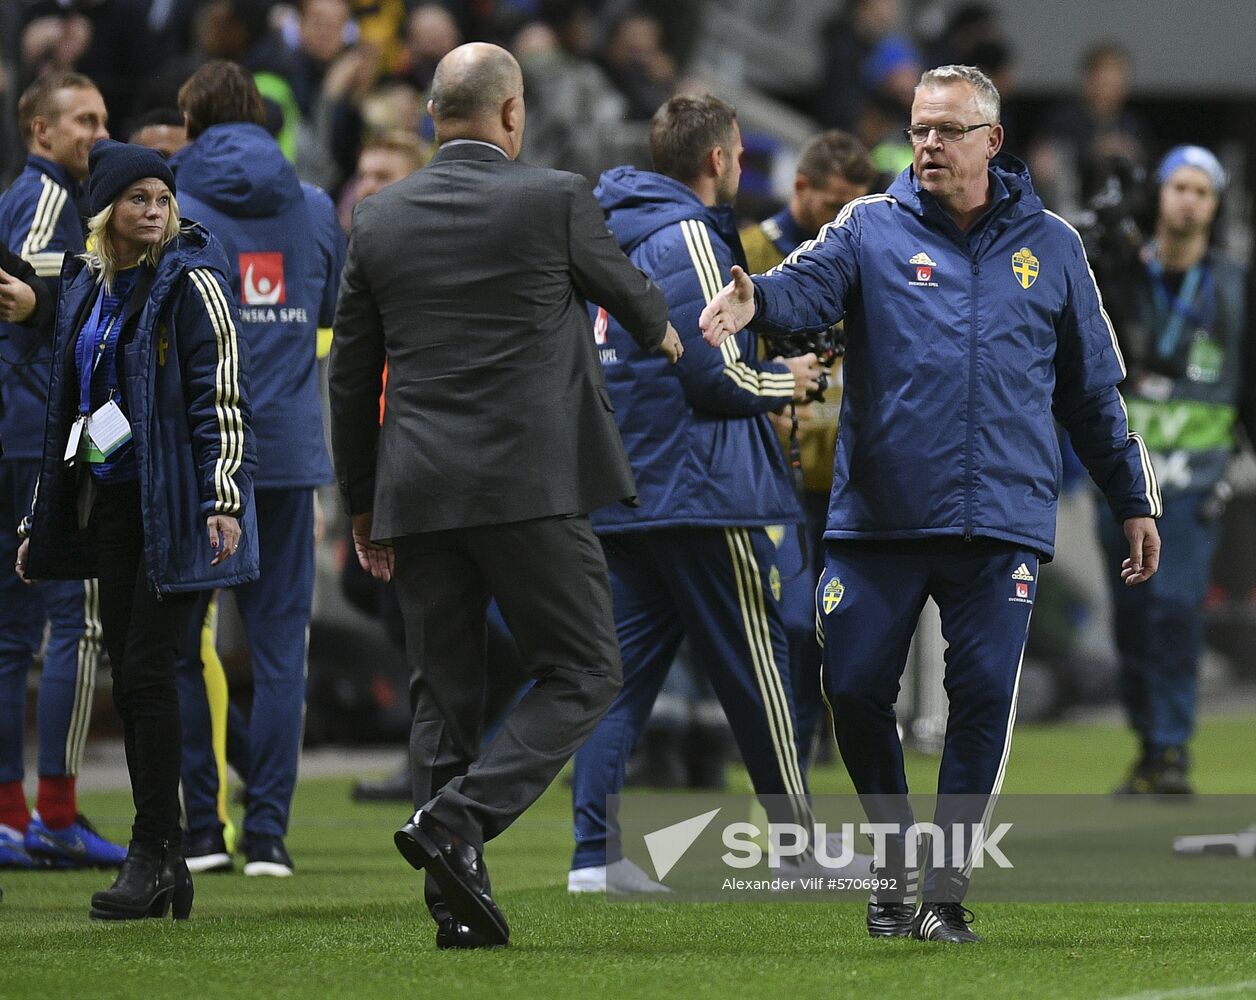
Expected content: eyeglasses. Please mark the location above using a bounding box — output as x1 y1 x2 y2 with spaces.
902 123 994 144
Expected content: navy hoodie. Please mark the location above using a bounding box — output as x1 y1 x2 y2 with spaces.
590 166 800 532
172 123 344 489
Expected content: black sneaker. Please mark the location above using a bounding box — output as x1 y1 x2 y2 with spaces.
185 828 233 874
1115 747 1194 797
242 836 293 877
867 901 916 937
1113 754 1157 795
867 863 918 937
912 902 981 943
1151 746 1194 795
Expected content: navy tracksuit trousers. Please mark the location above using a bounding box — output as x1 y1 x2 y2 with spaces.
176 488 315 841
817 537 1037 894
572 526 809 871
0 458 102 785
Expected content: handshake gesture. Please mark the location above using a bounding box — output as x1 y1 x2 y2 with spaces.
699 267 819 401
699 265 757 349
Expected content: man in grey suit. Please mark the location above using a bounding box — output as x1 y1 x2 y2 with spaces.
329 42 681 949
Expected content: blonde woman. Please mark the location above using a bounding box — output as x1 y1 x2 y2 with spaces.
15 140 258 920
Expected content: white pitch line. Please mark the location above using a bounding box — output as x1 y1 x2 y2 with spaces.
1099 981 1256 1000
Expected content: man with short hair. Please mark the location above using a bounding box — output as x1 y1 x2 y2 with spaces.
330 42 679 949
701 65 1162 943
170 59 345 878
741 130 877 275
127 108 189 160
337 131 427 231
567 94 824 894
0 72 123 870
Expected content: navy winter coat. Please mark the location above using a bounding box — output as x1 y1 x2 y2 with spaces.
590 167 800 532
24 222 259 593
751 155 1161 559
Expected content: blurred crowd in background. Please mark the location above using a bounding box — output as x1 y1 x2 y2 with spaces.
2 0 1253 785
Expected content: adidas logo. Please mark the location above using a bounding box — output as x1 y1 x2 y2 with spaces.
909 251 937 266
1011 563 1035 582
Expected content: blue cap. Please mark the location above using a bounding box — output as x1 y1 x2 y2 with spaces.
1156 145 1226 194
863 35 922 91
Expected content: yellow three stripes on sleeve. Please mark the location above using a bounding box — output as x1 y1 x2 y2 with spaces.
188 269 246 514
679 219 795 398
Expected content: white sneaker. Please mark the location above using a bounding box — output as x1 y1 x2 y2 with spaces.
821 831 875 876
567 857 671 894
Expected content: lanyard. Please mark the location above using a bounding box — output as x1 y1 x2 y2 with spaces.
1147 255 1211 360
78 287 128 416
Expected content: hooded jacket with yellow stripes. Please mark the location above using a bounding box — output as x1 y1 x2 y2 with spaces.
589 166 801 531
23 221 259 593
750 153 1161 560
0 155 86 459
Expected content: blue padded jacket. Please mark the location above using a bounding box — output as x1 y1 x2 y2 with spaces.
590 167 800 532
750 154 1161 559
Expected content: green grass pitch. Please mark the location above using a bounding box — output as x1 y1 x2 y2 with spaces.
2 715 1253 1000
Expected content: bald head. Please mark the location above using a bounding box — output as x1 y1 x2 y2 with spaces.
430 42 522 124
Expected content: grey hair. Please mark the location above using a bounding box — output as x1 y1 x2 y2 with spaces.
917 64 1001 123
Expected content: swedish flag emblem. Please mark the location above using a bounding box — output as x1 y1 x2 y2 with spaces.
1011 247 1040 289
822 577 845 614
769 565 782 601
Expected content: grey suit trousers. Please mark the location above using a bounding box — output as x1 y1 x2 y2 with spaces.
393 513 622 851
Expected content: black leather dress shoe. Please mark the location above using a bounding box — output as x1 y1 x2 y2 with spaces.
395 811 509 946
435 918 501 949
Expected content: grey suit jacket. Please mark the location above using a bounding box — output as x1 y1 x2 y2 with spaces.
330 142 669 538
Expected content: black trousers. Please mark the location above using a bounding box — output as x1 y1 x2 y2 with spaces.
91 480 197 848
393 514 622 854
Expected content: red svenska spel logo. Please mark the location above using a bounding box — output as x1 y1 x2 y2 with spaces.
1016 582 1029 599
593 306 609 345
916 266 932 282
240 252 286 305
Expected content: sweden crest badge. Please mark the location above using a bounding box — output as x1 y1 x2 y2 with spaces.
1011 247 1039 289
822 577 845 614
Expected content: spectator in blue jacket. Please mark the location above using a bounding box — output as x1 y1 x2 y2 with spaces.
170 60 346 879
0 71 126 870
700 65 1162 943
568 94 825 894
17 139 257 920
1101 146 1251 797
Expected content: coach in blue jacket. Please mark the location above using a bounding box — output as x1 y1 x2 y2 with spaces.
701 66 1162 943
569 94 825 893
170 61 345 878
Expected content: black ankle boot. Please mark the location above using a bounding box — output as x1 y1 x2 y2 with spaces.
90 841 193 921
163 849 195 920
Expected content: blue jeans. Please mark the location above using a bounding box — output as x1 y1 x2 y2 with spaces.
1099 492 1221 755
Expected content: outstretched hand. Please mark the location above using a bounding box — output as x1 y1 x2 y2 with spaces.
699 265 756 347
1120 516 1160 586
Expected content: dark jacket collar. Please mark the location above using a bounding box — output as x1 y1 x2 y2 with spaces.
26 154 81 197
431 140 511 164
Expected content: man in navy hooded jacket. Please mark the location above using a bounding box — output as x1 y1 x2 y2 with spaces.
701 66 1162 942
568 94 827 893
170 60 345 877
